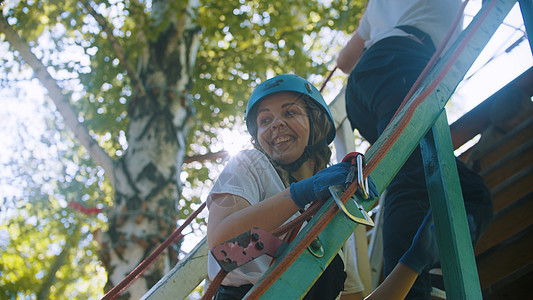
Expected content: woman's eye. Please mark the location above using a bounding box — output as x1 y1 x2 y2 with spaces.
259 117 271 126
286 109 298 116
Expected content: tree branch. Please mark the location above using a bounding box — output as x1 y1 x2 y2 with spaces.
79 0 146 98
0 15 116 187
36 240 72 300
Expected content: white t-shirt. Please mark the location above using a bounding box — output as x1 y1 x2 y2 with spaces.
357 0 462 49
207 149 363 295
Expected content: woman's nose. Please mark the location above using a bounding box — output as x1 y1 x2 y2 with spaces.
271 116 286 129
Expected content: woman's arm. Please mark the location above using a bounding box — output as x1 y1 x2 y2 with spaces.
364 263 418 300
207 189 300 248
337 32 366 74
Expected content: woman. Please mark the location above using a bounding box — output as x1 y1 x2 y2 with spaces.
206 74 438 300
207 74 365 299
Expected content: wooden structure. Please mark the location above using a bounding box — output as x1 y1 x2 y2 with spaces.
141 0 533 299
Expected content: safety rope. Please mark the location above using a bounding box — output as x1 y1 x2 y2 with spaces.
246 0 500 298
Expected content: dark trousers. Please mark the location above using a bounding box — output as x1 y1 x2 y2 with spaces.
346 36 493 299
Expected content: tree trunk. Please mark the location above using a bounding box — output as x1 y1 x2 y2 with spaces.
99 1 201 298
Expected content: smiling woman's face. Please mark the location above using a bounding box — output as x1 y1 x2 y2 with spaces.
255 92 310 164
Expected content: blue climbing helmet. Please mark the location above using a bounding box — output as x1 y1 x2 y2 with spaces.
245 74 335 144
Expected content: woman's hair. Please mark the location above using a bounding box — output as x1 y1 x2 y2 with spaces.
251 94 333 187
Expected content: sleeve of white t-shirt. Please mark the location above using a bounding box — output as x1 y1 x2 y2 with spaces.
207 149 285 208
356 7 371 41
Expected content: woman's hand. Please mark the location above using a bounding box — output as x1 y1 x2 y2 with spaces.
290 162 351 208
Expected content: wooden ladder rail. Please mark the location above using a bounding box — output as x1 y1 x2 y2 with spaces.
246 1 522 299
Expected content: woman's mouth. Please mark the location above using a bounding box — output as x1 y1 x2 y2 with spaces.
273 135 294 146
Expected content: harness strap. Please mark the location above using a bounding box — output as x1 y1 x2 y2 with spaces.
395 25 436 53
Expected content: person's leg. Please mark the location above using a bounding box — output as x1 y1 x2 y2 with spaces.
456 158 494 245
372 40 435 299
381 136 432 299
345 72 379 144
348 37 436 299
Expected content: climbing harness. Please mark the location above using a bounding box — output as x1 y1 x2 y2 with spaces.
211 228 288 273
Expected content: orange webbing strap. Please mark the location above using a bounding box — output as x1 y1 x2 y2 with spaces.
202 269 228 300
245 0 498 298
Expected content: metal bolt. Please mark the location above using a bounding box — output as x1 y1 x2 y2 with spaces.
310 239 320 250
255 241 264 250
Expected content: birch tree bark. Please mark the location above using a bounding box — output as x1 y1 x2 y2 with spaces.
101 0 200 296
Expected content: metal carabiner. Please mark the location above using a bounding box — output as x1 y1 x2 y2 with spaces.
329 185 374 227
356 154 369 199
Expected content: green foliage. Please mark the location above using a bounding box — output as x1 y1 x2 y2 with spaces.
1 0 367 296
1 99 108 299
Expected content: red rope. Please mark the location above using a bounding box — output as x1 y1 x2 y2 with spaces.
320 67 337 93
68 201 104 215
102 202 206 300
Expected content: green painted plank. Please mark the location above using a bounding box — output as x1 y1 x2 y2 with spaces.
519 0 533 54
142 237 208 300
421 112 482 299
248 1 518 299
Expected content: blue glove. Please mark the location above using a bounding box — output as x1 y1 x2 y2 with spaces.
366 175 379 199
399 210 439 274
290 162 350 208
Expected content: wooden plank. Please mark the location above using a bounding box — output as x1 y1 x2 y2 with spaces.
477 116 533 171
475 192 533 255
449 67 533 150
480 139 533 188
492 165 533 212
482 261 533 300
141 237 208 300
476 224 533 288
519 0 533 54
421 112 482 299
247 1 519 298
